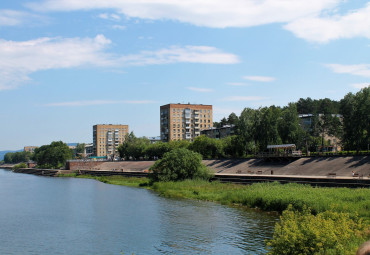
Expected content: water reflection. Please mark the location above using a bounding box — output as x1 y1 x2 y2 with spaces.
0 169 277 254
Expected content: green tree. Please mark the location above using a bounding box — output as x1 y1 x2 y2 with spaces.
256 106 282 150
227 112 239 126
33 141 73 169
297 97 315 114
75 143 85 154
4 151 32 164
222 135 245 158
238 107 260 154
340 87 370 151
188 135 224 159
278 103 305 147
145 142 171 159
149 148 211 182
118 132 151 160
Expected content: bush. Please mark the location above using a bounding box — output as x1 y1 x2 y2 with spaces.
267 205 369 255
12 162 27 170
149 148 212 182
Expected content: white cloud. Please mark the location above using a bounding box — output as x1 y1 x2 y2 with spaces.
187 87 213 92
0 35 239 91
285 3 370 43
120 46 239 66
45 100 155 107
351 83 370 89
0 9 45 26
98 13 121 21
0 34 113 90
325 64 370 77
28 0 340 28
243 76 276 82
27 0 370 43
222 96 267 101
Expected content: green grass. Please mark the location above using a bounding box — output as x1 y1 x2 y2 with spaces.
61 174 370 221
150 180 370 220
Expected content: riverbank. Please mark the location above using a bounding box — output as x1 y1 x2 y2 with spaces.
61 174 370 221
64 174 370 253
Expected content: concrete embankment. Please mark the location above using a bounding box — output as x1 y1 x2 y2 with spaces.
2 156 369 187
203 156 370 177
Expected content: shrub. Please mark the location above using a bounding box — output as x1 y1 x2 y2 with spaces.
267 205 369 255
12 162 27 170
149 148 212 182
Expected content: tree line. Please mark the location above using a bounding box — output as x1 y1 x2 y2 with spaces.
2 87 368 165
121 87 369 160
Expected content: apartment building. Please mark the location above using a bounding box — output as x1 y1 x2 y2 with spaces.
160 103 213 142
93 124 129 158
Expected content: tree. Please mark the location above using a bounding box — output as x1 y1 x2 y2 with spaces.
297 97 315 114
256 106 282 150
340 87 370 151
75 143 85 154
227 112 239 126
222 135 245 158
149 148 211 182
188 135 224 159
239 107 260 154
118 132 151 160
145 142 171 159
4 151 32 164
278 103 305 147
33 141 73 169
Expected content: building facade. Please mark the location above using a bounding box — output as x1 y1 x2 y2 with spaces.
201 125 235 139
24 146 38 153
160 103 213 142
93 124 129 158
298 114 342 152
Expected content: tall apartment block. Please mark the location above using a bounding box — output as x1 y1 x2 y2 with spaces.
93 124 129 158
160 103 213 142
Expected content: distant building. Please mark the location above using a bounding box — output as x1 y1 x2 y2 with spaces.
160 103 213 142
85 143 94 155
147 136 161 144
299 114 342 152
201 125 235 139
24 146 38 153
93 124 129 158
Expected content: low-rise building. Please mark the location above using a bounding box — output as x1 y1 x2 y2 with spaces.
201 125 235 139
24 146 38 153
299 114 342 152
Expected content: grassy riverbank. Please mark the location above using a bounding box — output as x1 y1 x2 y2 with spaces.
59 174 369 254
60 174 370 220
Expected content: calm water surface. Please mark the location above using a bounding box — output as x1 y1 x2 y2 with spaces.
0 169 278 254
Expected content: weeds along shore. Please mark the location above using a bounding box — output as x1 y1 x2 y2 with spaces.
58 174 370 254
58 174 370 220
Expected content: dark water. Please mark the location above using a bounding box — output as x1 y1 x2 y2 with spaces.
0 169 278 254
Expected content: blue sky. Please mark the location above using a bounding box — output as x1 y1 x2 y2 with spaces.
0 0 369 150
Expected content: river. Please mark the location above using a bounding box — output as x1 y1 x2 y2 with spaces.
0 169 278 254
